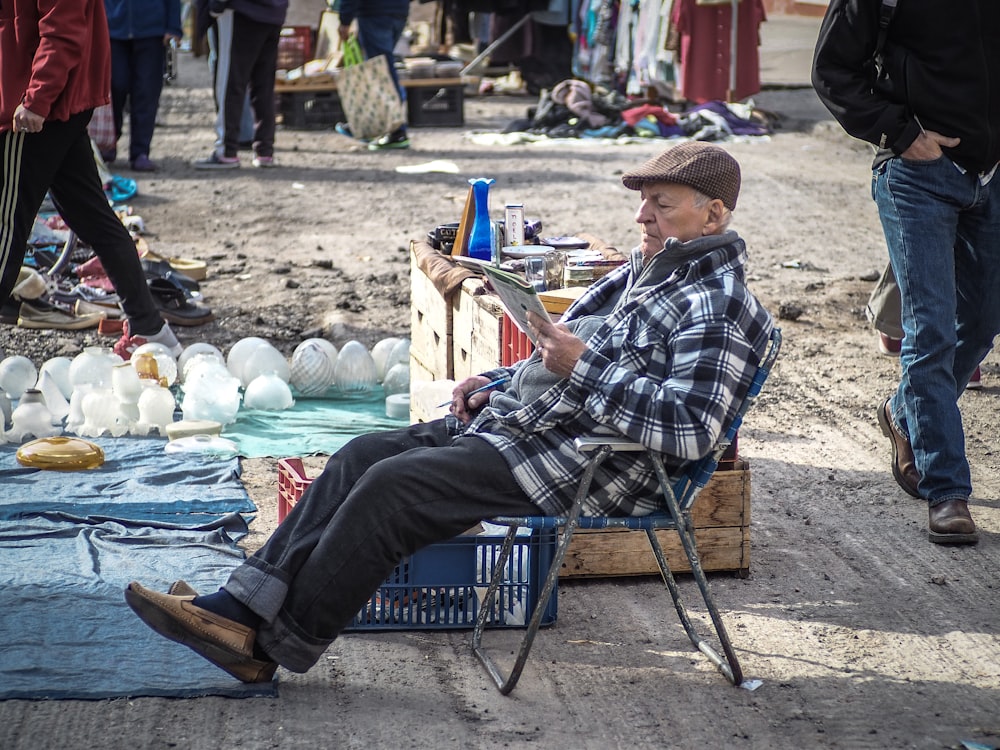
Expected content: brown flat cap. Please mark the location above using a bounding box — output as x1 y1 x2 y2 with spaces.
621 141 741 210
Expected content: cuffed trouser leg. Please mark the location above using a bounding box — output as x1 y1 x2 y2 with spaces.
224 420 538 672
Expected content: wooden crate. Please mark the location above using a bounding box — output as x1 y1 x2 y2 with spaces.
453 279 504 379
560 462 751 577
409 248 458 382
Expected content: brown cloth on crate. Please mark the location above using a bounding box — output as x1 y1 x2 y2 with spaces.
411 240 476 298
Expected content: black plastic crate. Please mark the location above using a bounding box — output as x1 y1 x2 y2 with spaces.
406 84 464 128
278 91 343 130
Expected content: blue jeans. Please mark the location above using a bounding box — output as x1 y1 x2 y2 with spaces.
110 36 167 161
873 155 1000 505
356 15 408 110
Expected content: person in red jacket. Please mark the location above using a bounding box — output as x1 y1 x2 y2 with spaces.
0 0 189 352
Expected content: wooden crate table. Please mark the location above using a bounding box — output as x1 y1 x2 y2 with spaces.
407 239 753 576
275 77 472 128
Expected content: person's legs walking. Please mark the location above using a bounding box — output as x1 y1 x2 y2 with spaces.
873 155 978 542
48 113 164 336
108 38 132 164
196 10 241 167
243 17 280 164
0 129 63 303
126 36 168 169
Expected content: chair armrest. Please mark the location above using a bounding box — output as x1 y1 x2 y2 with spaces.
574 436 645 453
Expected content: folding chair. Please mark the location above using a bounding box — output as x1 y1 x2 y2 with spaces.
473 328 781 694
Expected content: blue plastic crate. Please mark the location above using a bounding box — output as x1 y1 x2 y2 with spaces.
345 528 558 631
276 458 556 632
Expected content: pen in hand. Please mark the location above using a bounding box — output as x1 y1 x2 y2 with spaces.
437 376 510 408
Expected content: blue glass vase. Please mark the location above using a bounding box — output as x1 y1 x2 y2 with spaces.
466 177 495 261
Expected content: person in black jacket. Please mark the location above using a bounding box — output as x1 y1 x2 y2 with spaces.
812 0 1000 545
193 0 289 169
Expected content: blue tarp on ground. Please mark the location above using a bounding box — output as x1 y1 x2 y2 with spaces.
0 514 276 700
0 436 255 526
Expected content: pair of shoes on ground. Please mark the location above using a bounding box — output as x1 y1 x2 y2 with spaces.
877 333 984 389
193 151 276 169
113 320 182 359
124 580 277 683
876 397 979 545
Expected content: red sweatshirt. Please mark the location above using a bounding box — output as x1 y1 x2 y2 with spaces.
0 0 112 131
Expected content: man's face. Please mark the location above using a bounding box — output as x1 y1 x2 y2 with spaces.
633 182 718 260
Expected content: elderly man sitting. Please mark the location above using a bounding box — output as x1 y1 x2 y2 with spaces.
125 141 775 683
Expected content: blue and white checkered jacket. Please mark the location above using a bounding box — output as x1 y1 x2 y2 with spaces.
452 232 774 517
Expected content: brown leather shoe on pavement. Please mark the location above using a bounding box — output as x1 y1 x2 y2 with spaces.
124 581 276 683
877 398 921 498
928 499 979 545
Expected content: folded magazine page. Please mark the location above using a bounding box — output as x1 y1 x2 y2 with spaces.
481 264 552 344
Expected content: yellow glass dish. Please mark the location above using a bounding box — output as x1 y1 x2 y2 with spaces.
16 436 106 471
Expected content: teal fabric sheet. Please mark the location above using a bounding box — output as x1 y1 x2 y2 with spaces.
223 392 409 458
0 514 276 700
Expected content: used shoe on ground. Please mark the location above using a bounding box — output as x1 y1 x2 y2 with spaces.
876 397 920 498
17 297 105 330
928 498 978 545
193 151 240 169
368 128 410 151
124 581 277 683
12 266 49 300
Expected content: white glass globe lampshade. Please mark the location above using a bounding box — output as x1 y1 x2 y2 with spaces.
242 343 290 387
226 336 269 383
333 341 377 393
180 362 243 424
69 347 116 390
177 343 225 382
370 337 402 381
385 338 411 375
382 362 410 397
0 355 38 400
290 340 337 397
39 357 73 399
130 343 178 387
243 373 295 411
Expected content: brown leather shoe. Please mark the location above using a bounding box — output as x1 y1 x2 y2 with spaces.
928 499 979 545
125 581 276 683
877 398 921 498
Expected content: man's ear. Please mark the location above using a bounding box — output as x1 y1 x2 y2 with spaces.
702 199 727 234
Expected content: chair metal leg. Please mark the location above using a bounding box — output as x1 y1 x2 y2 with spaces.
648 459 745 685
473 446 611 694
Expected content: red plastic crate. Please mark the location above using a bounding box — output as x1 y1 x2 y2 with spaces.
277 26 313 71
500 312 534 366
276 457 311 522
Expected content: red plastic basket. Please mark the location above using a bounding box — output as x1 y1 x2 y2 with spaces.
500 312 534 366
276 457 312 522
277 26 313 71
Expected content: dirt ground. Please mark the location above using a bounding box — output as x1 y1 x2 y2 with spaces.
2 37 999 750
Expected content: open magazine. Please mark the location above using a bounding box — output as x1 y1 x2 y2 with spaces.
481 264 552 344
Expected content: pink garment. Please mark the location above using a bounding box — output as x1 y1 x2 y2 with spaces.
671 0 766 104
620 104 678 128
551 79 608 128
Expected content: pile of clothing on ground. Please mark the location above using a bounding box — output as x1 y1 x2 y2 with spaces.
3 191 213 333
499 78 773 141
